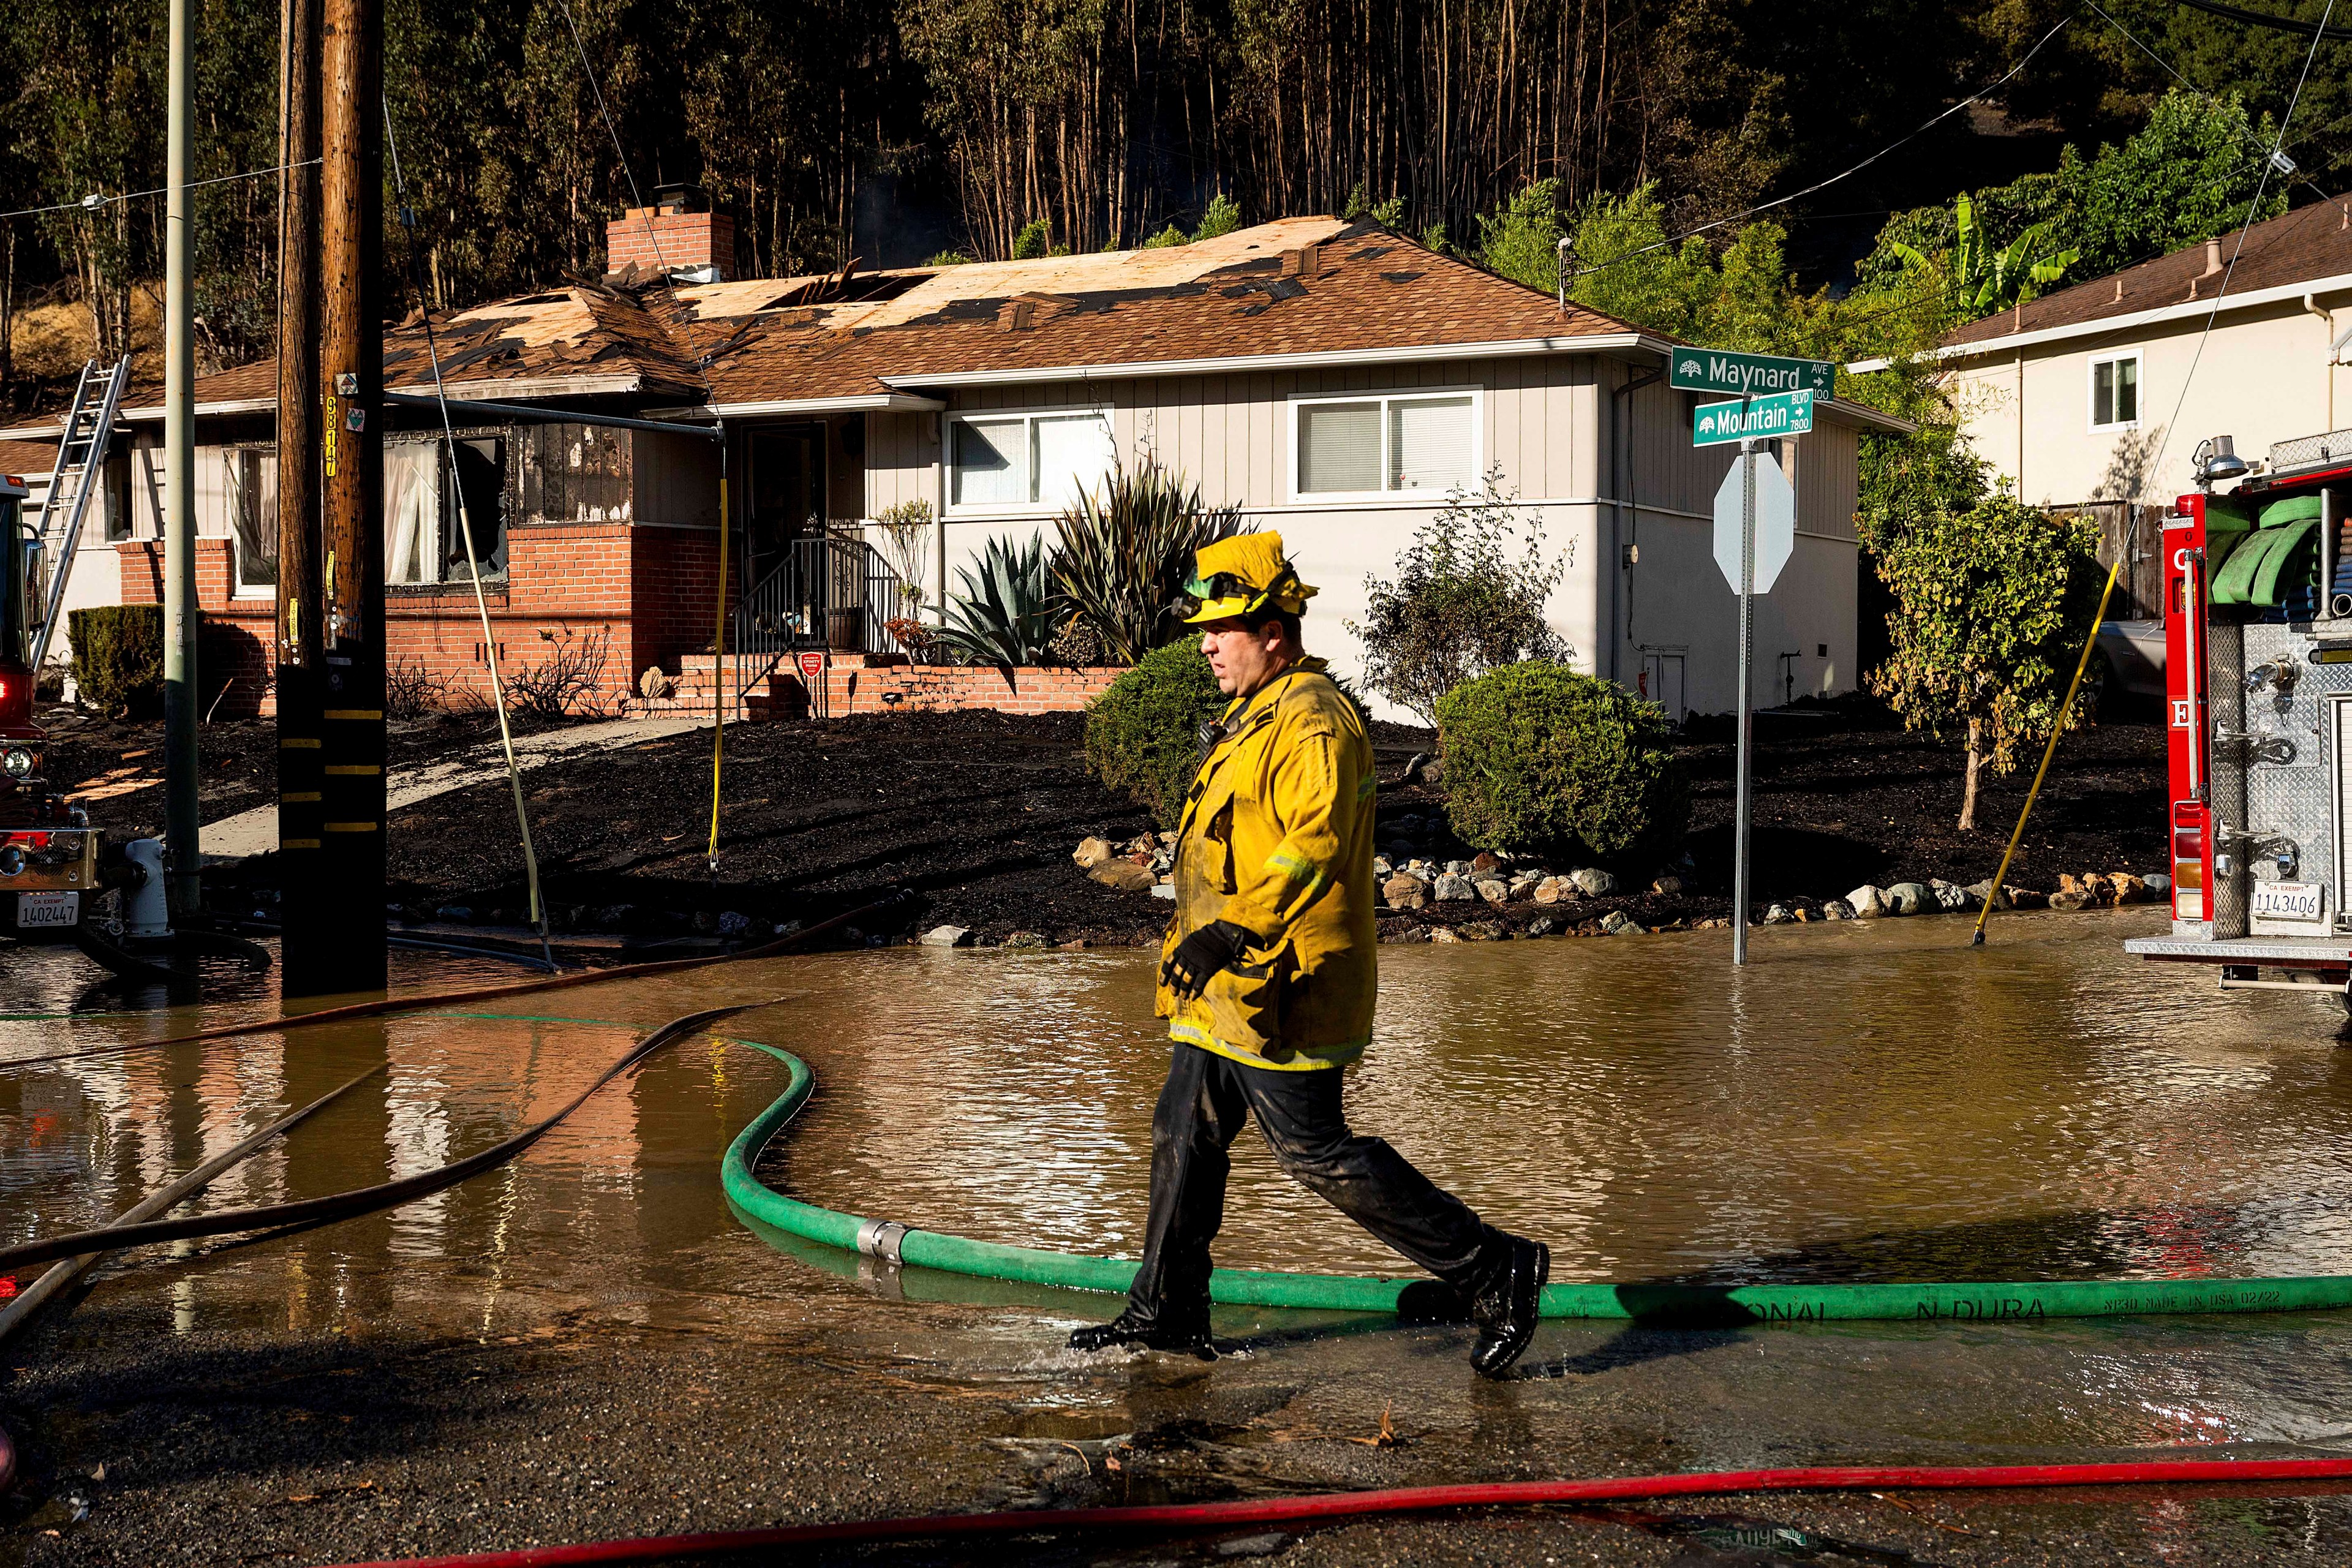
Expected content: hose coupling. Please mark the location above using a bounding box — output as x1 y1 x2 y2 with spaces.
854 1218 910 1267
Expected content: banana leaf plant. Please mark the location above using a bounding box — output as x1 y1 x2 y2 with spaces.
931 532 1058 666
1891 194 2079 318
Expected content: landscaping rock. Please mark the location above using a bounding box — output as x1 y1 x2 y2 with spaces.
2049 888 2094 911
1533 875 1574 904
2110 872 2150 904
1885 881 1931 916
1570 867 1617 897
1822 899 1853 920
1089 861 1159 892
920 925 974 947
2145 873 2172 895
2008 888 2050 910
1433 872 1477 902
1526 916 1559 937
1651 874 1684 895
717 910 753 937
1003 930 1047 948
1847 885 1887 919
1383 874 1430 910
1072 837 1116 869
1965 880 2011 911
1460 920 1506 941
1373 856 1393 878
1471 851 1502 873
1475 878 1510 905
1929 879 1972 912
1152 883 1176 900
1763 903 1793 924
1599 910 1643 935
1430 927 1463 943
1382 925 1431 944
1507 871 1544 899
1445 860 1470 876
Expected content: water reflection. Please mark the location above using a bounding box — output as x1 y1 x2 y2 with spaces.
4 908 2351 1346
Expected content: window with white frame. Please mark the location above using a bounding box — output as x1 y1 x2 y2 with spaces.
223 448 277 596
2090 353 2140 429
1292 391 1477 499
947 409 1115 511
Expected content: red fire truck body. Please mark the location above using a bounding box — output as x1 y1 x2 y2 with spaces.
2126 430 2352 1008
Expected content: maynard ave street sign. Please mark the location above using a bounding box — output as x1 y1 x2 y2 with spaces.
1693 388 1815 447
1668 348 1833 399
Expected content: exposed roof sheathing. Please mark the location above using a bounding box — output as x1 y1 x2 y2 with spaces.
48 218 1648 433
1945 195 2352 349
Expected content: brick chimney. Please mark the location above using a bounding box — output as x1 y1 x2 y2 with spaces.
606 184 733 283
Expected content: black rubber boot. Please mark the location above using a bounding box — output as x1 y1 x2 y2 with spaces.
1468 1238 1548 1378
1066 1306 1216 1359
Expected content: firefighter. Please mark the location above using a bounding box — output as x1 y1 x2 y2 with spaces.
1067 532 1550 1378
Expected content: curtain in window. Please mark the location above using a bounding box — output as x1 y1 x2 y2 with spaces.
1389 397 1474 492
1031 413 1115 508
1298 402 1381 493
227 450 279 590
952 418 1025 507
384 442 439 584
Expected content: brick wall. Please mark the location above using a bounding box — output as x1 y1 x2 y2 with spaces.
114 520 733 719
604 209 734 278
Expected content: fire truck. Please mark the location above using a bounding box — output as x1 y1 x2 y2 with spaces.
0 473 104 946
2125 429 2352 1014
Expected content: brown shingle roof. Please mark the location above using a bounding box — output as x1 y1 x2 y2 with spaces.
1945 195 2352 349
13 221 1640 435
0 439 55 478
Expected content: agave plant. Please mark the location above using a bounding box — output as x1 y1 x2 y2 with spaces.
1050 461 1253 666
932 532 1058 666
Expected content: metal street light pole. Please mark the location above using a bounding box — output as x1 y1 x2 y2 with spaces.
162 0 199 918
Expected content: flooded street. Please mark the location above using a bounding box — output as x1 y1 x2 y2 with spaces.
11 908 2352 1566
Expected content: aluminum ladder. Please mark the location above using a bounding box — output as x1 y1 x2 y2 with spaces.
26 356 132 673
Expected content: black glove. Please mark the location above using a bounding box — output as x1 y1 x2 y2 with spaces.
1161 920 1253 1000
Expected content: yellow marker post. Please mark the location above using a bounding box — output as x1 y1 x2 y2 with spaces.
707 443 730 874
1971 554 2125 946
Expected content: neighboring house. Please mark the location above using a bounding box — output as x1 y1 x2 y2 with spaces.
0 202 1902 722
1906 196 2352 509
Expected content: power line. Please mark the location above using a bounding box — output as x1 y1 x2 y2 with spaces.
2144 0 2337 493
554 0 665 274
0 159 324 224
1559 11 2079 290
2170 0 2352 42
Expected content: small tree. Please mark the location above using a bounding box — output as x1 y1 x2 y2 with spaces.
1050 459 1251 665
872 499 933 614
1861 492 2106 831
1348 468 1571 726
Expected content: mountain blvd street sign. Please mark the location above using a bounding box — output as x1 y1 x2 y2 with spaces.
1694 388 1814 447
1668 347 1833 398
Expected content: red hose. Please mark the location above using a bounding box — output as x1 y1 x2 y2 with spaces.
328 1457 2352 1567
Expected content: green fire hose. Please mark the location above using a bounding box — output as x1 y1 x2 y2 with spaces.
720 1041 2352 1325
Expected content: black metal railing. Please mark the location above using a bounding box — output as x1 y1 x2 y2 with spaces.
730 532 915 712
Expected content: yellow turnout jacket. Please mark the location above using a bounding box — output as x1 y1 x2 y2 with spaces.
1158 659 1378 1069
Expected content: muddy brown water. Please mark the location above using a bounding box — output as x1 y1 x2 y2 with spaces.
15 910 2352 1566
11 910 2352 1317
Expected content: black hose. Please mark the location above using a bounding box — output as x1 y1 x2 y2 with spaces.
0 1003 765 1275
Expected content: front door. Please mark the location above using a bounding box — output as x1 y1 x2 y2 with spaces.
747 424 826 590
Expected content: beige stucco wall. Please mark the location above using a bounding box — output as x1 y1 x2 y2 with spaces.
1945 296 2352 507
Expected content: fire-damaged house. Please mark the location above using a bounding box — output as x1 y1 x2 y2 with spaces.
2 199 1905 723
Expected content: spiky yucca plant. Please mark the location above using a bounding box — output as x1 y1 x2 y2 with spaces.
1050 461 1252 666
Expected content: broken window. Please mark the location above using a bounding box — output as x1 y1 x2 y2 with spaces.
224 447 277 595
385 434 508 586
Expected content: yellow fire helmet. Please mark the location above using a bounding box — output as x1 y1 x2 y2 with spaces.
1182 532 1319 624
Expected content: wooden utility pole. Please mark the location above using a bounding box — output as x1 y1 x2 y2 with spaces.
275 0 327 992
315 0 385 993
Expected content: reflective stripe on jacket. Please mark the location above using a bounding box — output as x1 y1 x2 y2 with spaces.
1156 660 1378 1069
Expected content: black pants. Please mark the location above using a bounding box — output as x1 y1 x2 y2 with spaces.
1123 1042 1507 1329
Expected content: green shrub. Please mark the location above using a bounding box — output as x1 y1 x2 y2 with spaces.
1084 642 1226 829
1436 660 1686 863
69 604 165 718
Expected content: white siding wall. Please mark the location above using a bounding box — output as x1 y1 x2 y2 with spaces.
862 352 1863 723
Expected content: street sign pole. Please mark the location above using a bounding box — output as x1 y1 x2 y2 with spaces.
1733 437 1755 967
